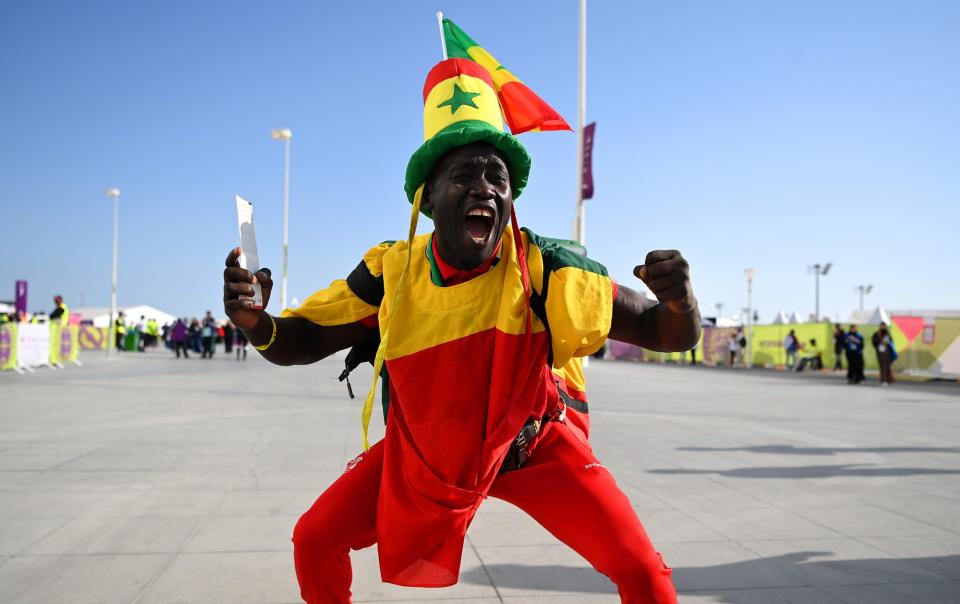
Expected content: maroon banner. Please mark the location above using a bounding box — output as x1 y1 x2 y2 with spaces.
15 280 27 316
581 122 596 200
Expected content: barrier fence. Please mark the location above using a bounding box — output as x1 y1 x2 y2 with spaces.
0 324 110 372
5 317 958 378
609 316 960 378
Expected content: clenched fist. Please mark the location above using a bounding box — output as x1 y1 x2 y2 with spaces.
635 250 696 314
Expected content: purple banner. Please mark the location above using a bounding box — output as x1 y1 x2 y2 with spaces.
15 280 27 316
581 122 596 200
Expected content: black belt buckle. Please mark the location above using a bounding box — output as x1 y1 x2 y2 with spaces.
500 418 541 474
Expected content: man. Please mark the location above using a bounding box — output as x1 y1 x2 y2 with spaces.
872 322 896 385
200 311 216 359
114 311 126 351
796 338 822 372
728 331 740 366
833 323 845 371
49 295 69 326
223 58 698 603
784 329 799 370
845 324 865 384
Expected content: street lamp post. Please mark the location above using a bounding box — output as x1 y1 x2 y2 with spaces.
855 284 874 310
271 128 292 311
808 262 832 321
745 268 755 368
105 188 121 358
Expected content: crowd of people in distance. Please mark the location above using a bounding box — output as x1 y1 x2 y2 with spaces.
111 310 248 360
782 322 897 385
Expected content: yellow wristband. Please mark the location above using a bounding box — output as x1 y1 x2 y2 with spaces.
253 314 277 351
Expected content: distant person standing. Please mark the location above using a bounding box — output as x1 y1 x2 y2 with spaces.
235 327 248 360
171 318 189 358
727 333 739 366
833 324 845 371
136 315 147 352
146 318 160 348
872 322 896 386
784 329 799 370
201 311 216 359
114 311 126 351
223 321 235 354
49 295 69 326
845 324 865 384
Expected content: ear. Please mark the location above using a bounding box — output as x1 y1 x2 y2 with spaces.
420 182 434 214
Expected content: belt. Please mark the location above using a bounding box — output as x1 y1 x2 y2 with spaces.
499 401 567 475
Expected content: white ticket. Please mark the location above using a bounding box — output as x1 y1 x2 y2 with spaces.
235 195 264 309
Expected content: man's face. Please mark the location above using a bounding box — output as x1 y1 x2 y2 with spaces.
423 142 513 270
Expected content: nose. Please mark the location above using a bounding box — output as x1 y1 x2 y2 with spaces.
468 174 495 199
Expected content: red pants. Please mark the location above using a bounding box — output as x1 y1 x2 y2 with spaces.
292 420 676 603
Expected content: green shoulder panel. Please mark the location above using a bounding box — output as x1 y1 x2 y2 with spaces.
522 228 608 277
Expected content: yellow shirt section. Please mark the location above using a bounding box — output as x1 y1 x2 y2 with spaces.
380 228 545 361
281 278 378 327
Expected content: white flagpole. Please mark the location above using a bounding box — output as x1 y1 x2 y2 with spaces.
436 12 448 60
576 0 587 247
577 0 589 367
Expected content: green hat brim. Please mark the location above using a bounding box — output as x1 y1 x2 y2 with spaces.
404 120 531 218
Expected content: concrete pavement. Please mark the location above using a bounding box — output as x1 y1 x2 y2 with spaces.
1 349 958 603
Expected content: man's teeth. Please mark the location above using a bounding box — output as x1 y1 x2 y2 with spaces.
467 208 494 218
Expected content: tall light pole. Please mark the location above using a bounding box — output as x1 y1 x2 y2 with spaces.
807 262 832 321
855 284 873 310
745 268 755 368
105 188 121 357
271 128 292 311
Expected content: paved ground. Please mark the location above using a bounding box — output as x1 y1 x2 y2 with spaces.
1 350 958 604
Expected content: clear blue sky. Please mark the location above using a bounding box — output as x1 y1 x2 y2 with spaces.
2 0 958 322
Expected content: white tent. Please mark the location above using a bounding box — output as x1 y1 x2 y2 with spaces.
771 311 790 325
75 305 177 328
847 307 891 325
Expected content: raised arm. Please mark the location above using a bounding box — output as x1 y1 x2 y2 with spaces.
608 250 701 352
222 247 373 366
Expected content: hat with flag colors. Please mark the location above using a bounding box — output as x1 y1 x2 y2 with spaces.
442 17 571 135
404 58 532 214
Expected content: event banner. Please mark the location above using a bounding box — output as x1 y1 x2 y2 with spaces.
78 325 108 350
49 325 79 365
0 324 16 371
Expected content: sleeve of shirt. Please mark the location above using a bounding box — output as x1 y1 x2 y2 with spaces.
280 241 394 327
526 231 614 369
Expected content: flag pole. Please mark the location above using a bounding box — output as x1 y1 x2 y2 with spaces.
436 12 448 60
575 0 586 247
577 0 589 368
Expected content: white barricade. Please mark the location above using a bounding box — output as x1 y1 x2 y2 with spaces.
17 324 50 371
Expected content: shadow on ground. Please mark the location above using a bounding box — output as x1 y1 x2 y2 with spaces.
676 444 960 456
646 464 960 479
462 553 960 602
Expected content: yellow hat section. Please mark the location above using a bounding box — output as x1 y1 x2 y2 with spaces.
423 74 503 140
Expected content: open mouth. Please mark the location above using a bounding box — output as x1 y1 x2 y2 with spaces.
464 206 496 244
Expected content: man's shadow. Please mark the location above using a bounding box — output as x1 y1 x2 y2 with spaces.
461 552 960 601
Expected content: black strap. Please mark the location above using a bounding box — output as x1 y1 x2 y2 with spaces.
557 385 589 414
346 260 384 307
